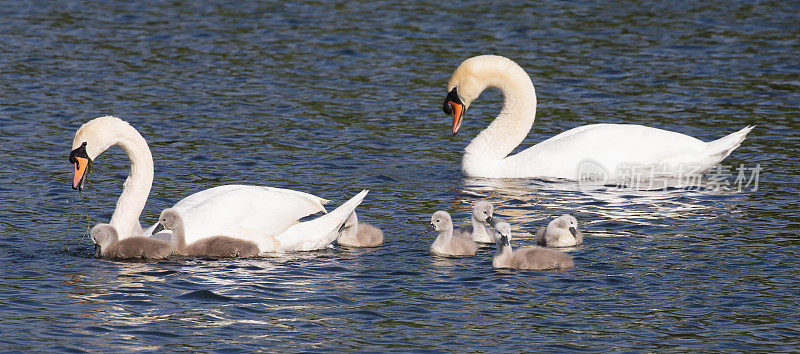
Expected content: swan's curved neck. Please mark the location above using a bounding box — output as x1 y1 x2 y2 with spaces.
464 66 537 164
107 127 153 239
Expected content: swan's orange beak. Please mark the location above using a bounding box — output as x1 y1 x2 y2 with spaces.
69 142 91 191
443 87 465 135
449 102 464 135
72 157 89 190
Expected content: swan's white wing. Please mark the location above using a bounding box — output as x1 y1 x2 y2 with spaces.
143 185 329 244
503 124 708 178
168 184 328 213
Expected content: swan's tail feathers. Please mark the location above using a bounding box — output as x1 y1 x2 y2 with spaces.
274 189 369 252
706 126 753 160
696 125 754 168
660 126 753 174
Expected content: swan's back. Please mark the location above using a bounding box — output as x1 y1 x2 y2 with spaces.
338 222 384 247
356 222 384 247
446 236 478 256
453 225 474 240
511 246 574 270
109 237 172 260
507 124 709 178
338 211 384 247
532 124 704 158
186 236 260 258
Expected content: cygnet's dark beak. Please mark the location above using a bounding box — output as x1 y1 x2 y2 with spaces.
499 235 510 247
152 223 164 235
93 244 102 258
569 227 577 238
486 216 496 227
428 223 436 231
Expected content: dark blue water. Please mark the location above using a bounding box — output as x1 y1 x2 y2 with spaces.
2 1 799 351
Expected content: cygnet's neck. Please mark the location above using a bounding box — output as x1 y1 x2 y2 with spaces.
170 220 187 254
432 227 454 253
99 235 119 257
437 227 453 242
464 60 537 165
493 241 513 268
470 215 490 240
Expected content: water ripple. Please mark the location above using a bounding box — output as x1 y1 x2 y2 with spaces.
0 0 798 351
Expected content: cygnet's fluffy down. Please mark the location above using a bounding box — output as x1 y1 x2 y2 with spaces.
155 208 260 258
535 214 583 247
337 212 384 247
429 210 477 257
91 224 172 260
453 200 496 244
493 222 573 270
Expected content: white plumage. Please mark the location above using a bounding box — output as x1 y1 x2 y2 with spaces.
71 116 368 253
444 55 753 180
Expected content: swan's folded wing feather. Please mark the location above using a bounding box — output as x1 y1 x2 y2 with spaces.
520 124 706 164
505 124 708 178
143 185 329 244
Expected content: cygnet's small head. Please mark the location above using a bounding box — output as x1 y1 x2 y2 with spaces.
90 223 118 257
553 214 579 237
493 221 512 247
153 208 182 235
429 211 453 232
472 201 494 223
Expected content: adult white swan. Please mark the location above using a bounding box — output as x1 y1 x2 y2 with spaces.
442 55 753 180
69 116 368 253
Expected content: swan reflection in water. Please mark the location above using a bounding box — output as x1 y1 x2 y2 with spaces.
452 176 735 243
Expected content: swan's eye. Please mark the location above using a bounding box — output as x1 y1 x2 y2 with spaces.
69 142 89 163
